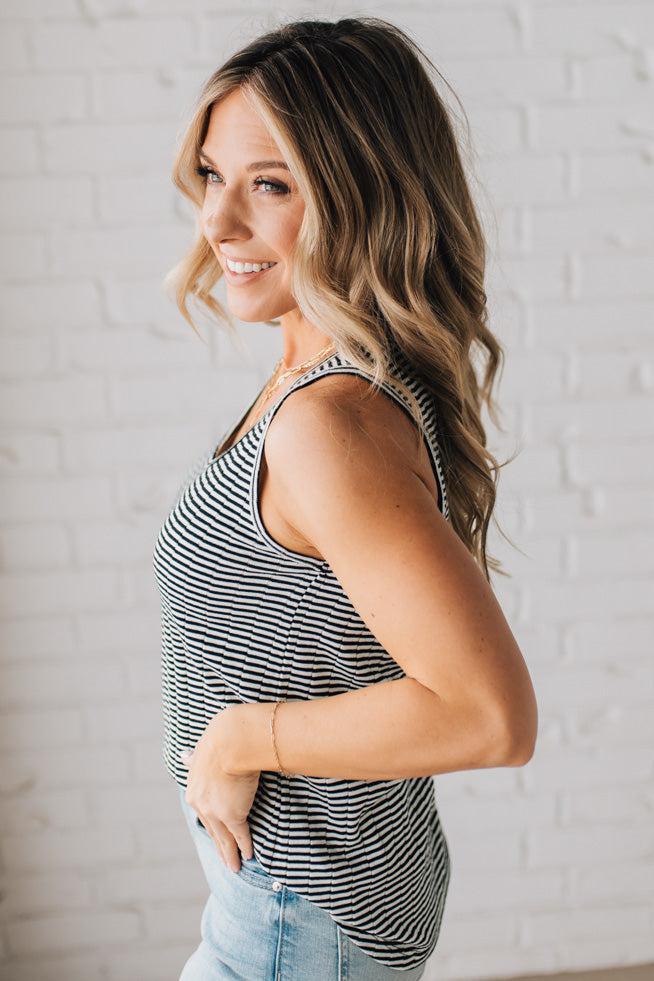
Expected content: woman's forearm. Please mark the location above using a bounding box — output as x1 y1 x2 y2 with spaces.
220 676 517 780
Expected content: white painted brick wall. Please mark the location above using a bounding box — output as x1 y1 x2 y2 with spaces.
0 2 652 980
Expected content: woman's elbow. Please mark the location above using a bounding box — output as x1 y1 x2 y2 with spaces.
501 689 539 767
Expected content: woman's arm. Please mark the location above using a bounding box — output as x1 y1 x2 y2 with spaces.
221 674 527 780
220 377 538 779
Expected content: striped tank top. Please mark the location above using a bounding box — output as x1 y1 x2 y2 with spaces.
152 347 452 971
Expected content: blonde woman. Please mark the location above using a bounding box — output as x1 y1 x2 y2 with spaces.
153 15 538 981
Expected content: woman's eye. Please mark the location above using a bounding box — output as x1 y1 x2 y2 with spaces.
195 165 222 185
195 165 220 184
253 177 289 195
194 165 288 196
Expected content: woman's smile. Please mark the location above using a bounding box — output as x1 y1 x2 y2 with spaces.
222 258 278 286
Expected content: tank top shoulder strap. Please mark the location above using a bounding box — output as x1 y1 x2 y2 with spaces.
252 348 450 527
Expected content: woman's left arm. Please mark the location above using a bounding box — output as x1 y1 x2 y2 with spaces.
218 381 538 780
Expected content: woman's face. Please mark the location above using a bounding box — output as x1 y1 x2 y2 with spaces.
198 88 305 324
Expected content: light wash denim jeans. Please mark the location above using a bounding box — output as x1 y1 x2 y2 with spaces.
178 785 427 980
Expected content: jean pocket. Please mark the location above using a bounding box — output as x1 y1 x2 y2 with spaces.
240 855 267 874
236 853 278 890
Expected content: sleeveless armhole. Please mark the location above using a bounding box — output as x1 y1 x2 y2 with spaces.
249 365 450 567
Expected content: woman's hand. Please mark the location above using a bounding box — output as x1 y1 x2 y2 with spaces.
180 710 261 873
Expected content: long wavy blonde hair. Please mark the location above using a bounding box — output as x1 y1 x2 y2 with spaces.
165 15 519 582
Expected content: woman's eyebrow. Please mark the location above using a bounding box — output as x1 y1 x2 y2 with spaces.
198 149 290 172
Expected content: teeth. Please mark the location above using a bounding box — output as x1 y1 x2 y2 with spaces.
226 258 276 274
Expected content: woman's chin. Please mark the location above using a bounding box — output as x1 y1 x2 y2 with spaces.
225 293 292 324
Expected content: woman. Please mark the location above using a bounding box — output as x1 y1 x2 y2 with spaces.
153 15 538 981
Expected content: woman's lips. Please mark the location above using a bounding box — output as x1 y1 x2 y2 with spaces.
222 261 277 285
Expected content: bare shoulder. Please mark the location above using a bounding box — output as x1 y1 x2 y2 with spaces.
267 371 426 478
263 371 442 555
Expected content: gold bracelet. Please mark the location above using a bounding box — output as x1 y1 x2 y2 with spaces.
270 700 292 777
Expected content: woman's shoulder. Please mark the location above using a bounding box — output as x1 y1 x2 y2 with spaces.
259 352 449 583
269 364 423 469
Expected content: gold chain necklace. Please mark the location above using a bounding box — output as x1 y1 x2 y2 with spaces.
213 342 337 462
254 342 337 411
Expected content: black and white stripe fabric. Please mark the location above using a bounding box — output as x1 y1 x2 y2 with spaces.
152 349 451 971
